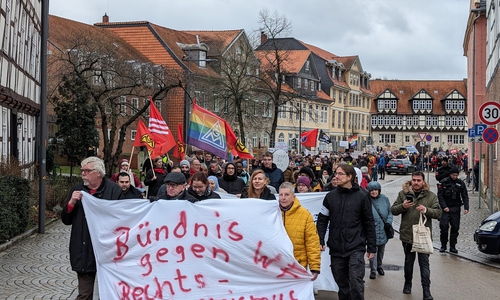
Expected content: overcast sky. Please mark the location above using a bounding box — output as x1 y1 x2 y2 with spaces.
49 0 470 80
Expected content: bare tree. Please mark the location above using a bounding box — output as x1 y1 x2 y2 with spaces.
256 9 295 147
48 29 183 175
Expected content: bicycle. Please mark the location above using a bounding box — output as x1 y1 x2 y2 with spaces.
465 168 476 192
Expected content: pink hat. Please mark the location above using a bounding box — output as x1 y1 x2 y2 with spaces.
297 176 311 187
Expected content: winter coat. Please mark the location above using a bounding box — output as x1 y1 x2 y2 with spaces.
121 186 144 199
144 168 167 198
187 186 221 201
110 170 142 188
283 167 296 184
391 180 442 244
61 177 122 274
240 186 276 200
155 188 198 202
370 193 393 246
260 163 284 191
316 183 376 257
281 197 321 272
218 173 246 195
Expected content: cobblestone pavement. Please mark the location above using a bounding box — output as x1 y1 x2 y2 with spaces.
1 171 499 299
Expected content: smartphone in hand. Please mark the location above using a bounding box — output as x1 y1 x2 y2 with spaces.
406 194 414 202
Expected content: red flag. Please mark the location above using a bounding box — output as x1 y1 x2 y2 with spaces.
134 119 155 151
173 123 185 160
224 121 253 159
148 97 176 155
300 129 319 148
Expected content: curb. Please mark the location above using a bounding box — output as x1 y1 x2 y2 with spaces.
0 218 58 253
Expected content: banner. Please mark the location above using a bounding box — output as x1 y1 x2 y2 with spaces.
318 130 331 144
172 123 185 160
348 134 358 148
225 121 253 159
82 194 318 299
133 119 155 151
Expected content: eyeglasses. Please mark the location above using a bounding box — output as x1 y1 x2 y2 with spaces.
334 172 347 177
166 183 182 188
81 169 95 174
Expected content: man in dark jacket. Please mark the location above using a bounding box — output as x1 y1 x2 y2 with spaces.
316 164 376 300
117 172 144 199
258 151 284 190
61 156 122 300
438 167 469 253
435 157 452 183
155 172 197 202
391 171 442 300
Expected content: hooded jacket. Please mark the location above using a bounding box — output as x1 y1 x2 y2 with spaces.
281 197 321 273
218 163 246 195
61 177 122 273
391 180 442 244
370 193 393 246
260 163 284 191
316 183 376 257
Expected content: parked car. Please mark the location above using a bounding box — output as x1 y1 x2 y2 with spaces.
473 211 500 255
385 159 416 175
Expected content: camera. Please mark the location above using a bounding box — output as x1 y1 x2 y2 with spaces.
406 194 414 202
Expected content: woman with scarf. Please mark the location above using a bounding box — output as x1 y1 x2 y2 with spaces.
187 172 221 201
217 163 246 196
144 157 167 199
208 175 227 193
240 169 276 200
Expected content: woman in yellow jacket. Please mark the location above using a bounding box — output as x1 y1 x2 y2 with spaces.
278 182 321 280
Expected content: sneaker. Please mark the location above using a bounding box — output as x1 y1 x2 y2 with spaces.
369 272 376 279
377 268 385 276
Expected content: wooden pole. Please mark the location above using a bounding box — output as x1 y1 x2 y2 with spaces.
128 146 135 169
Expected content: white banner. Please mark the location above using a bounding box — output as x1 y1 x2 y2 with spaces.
82 193 318 299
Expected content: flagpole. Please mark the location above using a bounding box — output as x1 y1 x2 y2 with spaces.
148 150 155 178
128 145 135 169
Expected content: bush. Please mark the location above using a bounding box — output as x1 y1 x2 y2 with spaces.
0 175 30 243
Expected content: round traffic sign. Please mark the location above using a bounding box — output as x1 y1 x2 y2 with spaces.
482 127 499 144
479 101 500 125
425 134 432 141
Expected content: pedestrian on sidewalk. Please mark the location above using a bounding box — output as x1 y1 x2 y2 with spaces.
367 181 393 280
391 171 442 300
61 156 122 300
438 167 469 253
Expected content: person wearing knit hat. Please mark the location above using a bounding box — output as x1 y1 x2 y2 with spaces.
179 160 191 180
110 158 142 188
297 166 322 192
296 176 311 193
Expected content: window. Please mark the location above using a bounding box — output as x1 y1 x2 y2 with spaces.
131 98 139 114
278 104 286 119
447 135 465 144
302 103 307 121
321 106 327 123
338 111 342 128
214 94 220 112
263 133 269 147
296 102 300 121
254 98 259 116
131 130 137 141
144 98 150 116
278 132 285 143
305 61 310 71
3 0 11 54
262 100 267 117
252 133 258 148
288 133 293 148
297 77 301 89
378 134 396 144
371 115 377 126
331 109 336 127
405 136 410 143
435 136 440 143
120 96 127 115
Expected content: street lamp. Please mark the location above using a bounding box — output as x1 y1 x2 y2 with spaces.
17 116 24 127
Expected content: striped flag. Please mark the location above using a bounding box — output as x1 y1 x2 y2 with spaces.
148 97 175 155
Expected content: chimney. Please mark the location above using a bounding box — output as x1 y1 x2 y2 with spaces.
260 31 267 45
102 13 109 23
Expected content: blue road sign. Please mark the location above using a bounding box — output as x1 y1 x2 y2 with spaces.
474 124 487 136
468 129 475 138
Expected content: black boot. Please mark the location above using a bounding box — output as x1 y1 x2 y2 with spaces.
450 245 458 253
439 245 446 253
403 281 412 294
423 286 433 300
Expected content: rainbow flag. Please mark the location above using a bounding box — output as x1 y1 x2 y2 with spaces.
188 102 228 158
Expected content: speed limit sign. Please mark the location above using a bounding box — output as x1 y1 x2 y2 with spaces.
479 101 500 125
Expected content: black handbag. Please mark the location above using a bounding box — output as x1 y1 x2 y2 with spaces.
373 205 394 239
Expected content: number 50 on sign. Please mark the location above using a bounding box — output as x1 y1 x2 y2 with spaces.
479 101 500 125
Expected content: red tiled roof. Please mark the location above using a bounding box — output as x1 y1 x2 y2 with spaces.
369 79 467 114
183 30 243 56
255 49 311 74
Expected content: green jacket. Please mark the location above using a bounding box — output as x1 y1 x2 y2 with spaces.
391 180 442 244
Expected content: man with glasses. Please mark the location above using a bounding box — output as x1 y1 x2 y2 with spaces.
316 164 376 300
61 156 122 300
156 172 196 201
437 167 468 254
218 162 246 196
